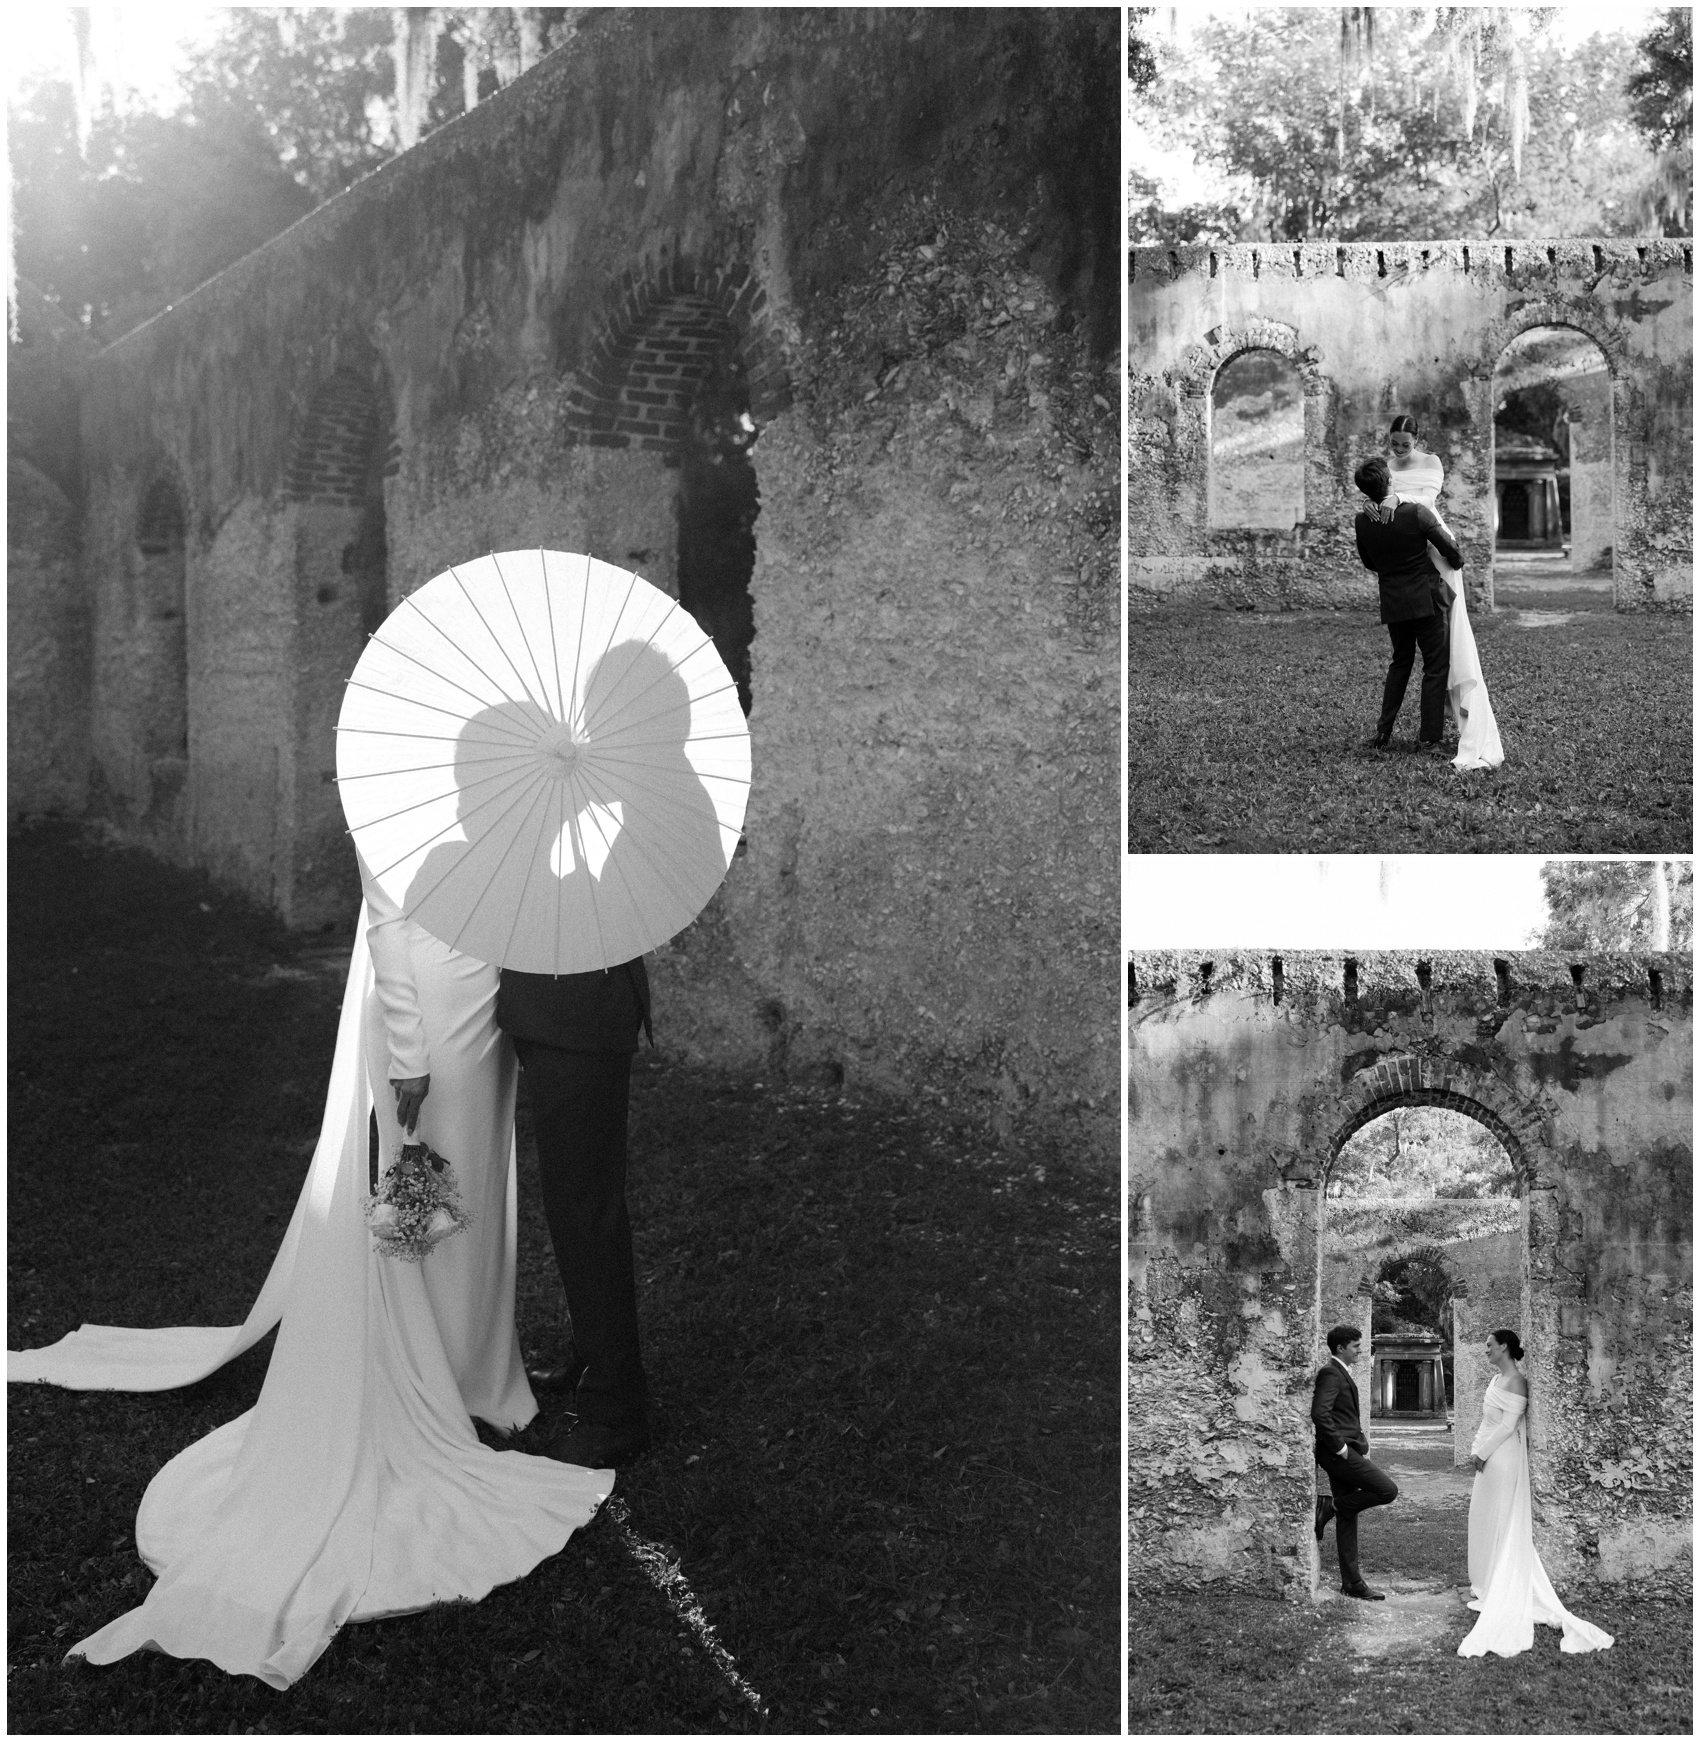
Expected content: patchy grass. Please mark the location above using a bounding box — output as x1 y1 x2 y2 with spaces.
1128 606 1691 852
1129 1585 1691 1735
8 819 1117 1734
1132 1432 1690 1735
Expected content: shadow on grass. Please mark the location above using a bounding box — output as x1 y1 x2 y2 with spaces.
1128 606 1691 852
8 819 1117 1734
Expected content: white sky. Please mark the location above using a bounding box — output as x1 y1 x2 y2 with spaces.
1126 855 1557 948
7 6 226 108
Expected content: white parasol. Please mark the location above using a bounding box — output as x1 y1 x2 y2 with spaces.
335 550 750 973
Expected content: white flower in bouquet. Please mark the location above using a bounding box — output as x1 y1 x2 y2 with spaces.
364 1137 472 1262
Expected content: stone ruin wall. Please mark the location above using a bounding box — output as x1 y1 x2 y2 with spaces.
10 10 1120 1162
1129 239 1694 613
1129 950 1692 1596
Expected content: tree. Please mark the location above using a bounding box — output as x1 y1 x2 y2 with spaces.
8 76 315 335
1625 9 1693 233
1371 1247 1454 1344
9 7 581 340
1331 1106 1517 1200
1128 9 1157 94
1131 8 1673 242
1539 861 1693 952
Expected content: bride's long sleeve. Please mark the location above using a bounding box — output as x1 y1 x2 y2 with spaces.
1473 1390 1527 1462
358 856 430 1081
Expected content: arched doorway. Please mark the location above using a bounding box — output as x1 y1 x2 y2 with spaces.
1312 1063 1542 1597
1491 325 1615 604
1207 348 1304 530
567 267 789 718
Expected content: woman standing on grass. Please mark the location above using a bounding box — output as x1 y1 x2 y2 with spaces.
1368 414 1506 772
7 860 608 1688
1457 1329 1613 1658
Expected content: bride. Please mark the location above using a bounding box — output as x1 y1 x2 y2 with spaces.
1370 414 1506 771
7 862 608 1688
1457 1329 1613 1658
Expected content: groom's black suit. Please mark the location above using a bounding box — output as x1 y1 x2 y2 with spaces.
497 962 651 1429
1354 501 1463 744
1312 1357 1399 1589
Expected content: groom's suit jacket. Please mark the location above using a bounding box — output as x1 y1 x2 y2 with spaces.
1354 501 1464 624
495 960 652 1053
1312 1359 1370 1464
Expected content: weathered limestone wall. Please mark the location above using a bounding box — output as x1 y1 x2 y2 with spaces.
61 9 1121 1157
1130 240 1693 612
1129 950 1692 1594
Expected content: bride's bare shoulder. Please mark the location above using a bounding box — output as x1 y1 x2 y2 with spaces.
1506 1372 1529 1396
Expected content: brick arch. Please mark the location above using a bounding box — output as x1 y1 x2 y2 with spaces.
1322 1053 1550 1186
285 366 397 506
1475 300 1627 380
1175 318 1327 400
563 259 792 459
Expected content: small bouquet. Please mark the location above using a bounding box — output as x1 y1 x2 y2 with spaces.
365 1137 472 1262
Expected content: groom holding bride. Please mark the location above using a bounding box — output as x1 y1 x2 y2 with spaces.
1353 455 1463 754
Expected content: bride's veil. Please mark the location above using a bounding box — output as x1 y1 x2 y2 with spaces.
7 911 377 1391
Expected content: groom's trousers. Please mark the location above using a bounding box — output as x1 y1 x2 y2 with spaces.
1320 1450 1399 1586
511 1040 648 1427
1378 607 1449 742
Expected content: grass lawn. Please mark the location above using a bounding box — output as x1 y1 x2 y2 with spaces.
1128 605 1691 852
1129 1586 1691 1735
8 820 1118 1734
1131 1431 1691 1735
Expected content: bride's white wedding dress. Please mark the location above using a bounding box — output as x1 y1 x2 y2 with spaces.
1389 451 1506 771
7 875 609 1688
1457 1375 1613 1658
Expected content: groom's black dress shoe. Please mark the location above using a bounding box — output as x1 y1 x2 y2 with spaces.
1365 730 1392 750
1341 1581 1386 1601
1314 1497 1336 1540
526 1350 588 1393
542 1416 652 1469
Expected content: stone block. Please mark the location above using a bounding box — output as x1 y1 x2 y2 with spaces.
1596 1514 1693 1582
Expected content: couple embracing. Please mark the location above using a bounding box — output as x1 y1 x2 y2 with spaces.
1312 1325 1612 1658
1353 416 1505 771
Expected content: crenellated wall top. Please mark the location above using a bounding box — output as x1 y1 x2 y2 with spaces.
1130 236 1693 285
1129 948 1690 1006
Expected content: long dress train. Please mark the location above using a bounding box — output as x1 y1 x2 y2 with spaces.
7 883 609 1688
1390 451 1505 771
1457 1376 1613 1658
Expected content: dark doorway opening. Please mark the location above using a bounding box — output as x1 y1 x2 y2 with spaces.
676 349 758 715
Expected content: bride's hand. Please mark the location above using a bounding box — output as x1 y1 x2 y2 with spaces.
1471 1454 1486 1472
392 1074 431 1134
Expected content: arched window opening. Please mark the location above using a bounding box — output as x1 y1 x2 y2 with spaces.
1492 326 1614 588
1208 348 1304 530
135 476 188 759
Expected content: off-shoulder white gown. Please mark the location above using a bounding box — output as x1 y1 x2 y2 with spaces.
1457 1375 1613 1658
1389 451 1506 771
8 872 609 1687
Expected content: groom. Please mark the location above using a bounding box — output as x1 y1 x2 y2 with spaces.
1353 455 1463 751
1312 1326 1399 1601
498 958 653 1468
